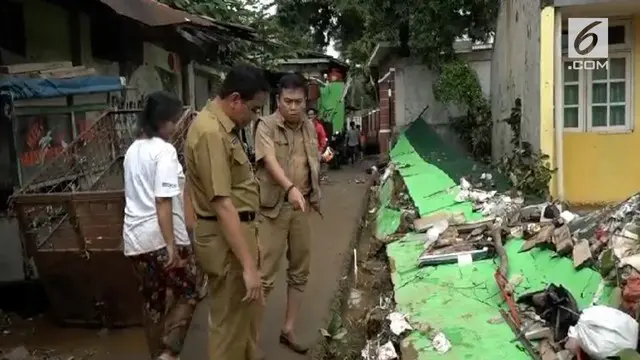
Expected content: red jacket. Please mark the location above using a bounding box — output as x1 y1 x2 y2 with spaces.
313 119 327 153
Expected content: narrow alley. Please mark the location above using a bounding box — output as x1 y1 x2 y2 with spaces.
0 166 370 360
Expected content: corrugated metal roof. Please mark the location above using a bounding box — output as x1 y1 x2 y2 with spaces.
97 0 258 36
97 0 211 27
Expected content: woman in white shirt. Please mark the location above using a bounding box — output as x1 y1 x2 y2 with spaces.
123 91 197 360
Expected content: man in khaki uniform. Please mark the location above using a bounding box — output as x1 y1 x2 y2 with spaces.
184 64 269 360
254 73 321 354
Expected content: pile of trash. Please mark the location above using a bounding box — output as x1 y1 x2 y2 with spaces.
403 175 640 359
514 284 639 359
360 297 412 360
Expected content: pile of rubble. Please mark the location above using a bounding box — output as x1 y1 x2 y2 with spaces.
401 175 640 359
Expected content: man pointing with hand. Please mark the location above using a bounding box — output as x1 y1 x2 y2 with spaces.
253 73 322 355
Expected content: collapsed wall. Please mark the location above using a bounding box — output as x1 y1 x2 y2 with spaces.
369 120 616 359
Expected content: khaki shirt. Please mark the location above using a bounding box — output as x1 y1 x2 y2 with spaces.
184 100 259 217
253 111 320 218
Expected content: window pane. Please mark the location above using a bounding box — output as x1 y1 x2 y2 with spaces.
593 63 607 80
609 25 625 45
610 58 626 79
592 106 607 127
610 82 626 103
610 105 626 126
592 83 608 103
564 85 579 105
564 64 579 82
564 107 579 128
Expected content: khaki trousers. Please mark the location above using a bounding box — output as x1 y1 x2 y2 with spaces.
194 219 260 360
259 203 311 296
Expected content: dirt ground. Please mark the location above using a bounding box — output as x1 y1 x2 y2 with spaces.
316 174 398 360
0 165 370 360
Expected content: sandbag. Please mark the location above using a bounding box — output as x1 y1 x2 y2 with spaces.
568 305 638 359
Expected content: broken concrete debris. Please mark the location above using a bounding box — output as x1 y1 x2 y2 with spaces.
432 332 452 354
386 312 412 336
392 172 640 358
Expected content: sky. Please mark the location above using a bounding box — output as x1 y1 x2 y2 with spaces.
258 0 340 58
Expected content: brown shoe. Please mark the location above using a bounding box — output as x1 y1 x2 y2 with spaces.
279 332 309 354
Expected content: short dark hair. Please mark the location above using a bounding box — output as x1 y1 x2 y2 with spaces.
138 91 183 137
350 121 355 127
278 73 307 96
220 64 270 101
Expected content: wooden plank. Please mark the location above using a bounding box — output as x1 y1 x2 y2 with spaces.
13 190 125 205
520 225 554 252
553 225 573 255
39 67 96 79
75 213 124 225
85 237 123 251
413 211 465 232
0 61 73 74
80 225 123 239
38 65 86 74
573 239 592 269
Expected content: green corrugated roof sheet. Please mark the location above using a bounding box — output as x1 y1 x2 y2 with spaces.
379 119 612 359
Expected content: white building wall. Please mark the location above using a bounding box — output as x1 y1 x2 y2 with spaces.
490 0 542 160
392 50 493 128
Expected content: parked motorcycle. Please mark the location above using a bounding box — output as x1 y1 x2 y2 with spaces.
327 130 345 169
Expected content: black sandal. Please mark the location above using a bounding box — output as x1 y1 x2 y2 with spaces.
279 332 309 354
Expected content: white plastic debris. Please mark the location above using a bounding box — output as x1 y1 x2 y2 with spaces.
611 225 640 260
426 219 449 243
432 332 452 354
569 305 638 359
455 189 470 202
381 165 394 184
560 210 579 224
387 312 413 335
460 177 472 190
377 341 399 360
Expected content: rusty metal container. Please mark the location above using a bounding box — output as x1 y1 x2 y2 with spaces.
11 109 195 327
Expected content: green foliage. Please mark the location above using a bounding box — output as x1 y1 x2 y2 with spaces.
329 0 500 66
497 99 556 198
433 62 554 198
434 60 486 111
497 142 555 199
433 59 492 161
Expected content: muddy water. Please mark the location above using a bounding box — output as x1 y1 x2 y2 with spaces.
1 314 147 359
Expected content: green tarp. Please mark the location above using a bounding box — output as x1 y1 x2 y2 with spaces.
380 120 612 359
318 82 346 132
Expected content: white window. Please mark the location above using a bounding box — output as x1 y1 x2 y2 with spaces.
562 61 583 130
561 19 633 133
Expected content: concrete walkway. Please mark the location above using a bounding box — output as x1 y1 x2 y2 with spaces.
182 166 368 360
0 166 369 360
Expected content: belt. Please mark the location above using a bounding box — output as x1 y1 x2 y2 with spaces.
197 211 256 222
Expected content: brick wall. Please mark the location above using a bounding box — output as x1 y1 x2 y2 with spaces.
378 69 395 156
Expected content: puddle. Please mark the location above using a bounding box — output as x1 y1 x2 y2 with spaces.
0 314 146 359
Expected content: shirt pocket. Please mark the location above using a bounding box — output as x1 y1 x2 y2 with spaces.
230 145 252 180
274 133 289 161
